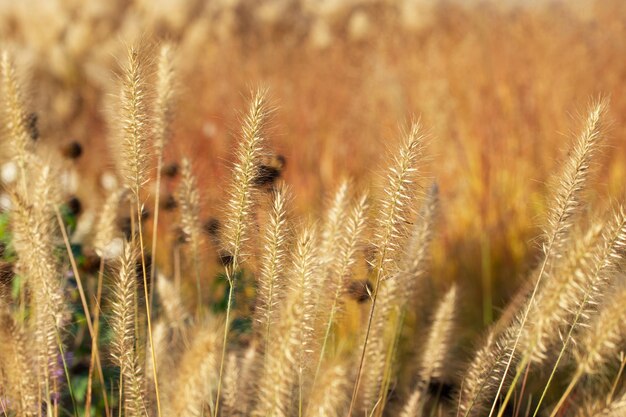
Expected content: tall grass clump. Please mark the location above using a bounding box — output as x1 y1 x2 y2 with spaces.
2 40 626 417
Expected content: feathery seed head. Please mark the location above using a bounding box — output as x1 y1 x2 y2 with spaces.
115 44 152 200
222 87 271 267
255 183 290 338
373 121 425 280
110 242 138 366
544 98 608 256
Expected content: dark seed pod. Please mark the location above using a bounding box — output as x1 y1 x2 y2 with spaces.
0 261 15 289
135 254 153 289
141 207 150 221
385 386 400 406
81 252 102 274
253 155 286 187
71 360 90 375
162 162 179 178
62 141 83 159
254 165 281 187
174 226 189 245
218 251 234 266
119 216 132 240
26 112 39 141
162 194 177 211
203 218 221 240
346 280 373 303
426 379 456 403
66 196 82 216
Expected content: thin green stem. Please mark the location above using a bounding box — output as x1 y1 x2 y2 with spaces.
376 309 405 417
299 365 303 417
481 235 493 326
496 354 530 417
118 373 123 417
150 155 164 311
535 317 581 416
608 355 626 402
54 208 110 415
56 330 78 417
308 297 340 410
136 202 162 417
193 243 202 319
215 266 236 417
488 239 554 417
347 270 384 417
549 369 583 417
86 258 109 417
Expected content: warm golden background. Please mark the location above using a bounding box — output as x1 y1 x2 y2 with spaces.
2 0 625 333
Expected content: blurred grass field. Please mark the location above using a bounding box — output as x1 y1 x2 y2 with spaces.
2 0 626 335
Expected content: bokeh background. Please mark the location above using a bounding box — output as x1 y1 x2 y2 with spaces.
1 0 625 336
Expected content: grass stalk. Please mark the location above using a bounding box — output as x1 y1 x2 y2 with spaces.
488 245 551 417
608 355 626 402
495 354 530 417
54 207 110 415
135 202 162 417
149 155 163 309
548 368 583 417
536 301 588 417
214 266 235 417
347 264 386 416
86 258 109 417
